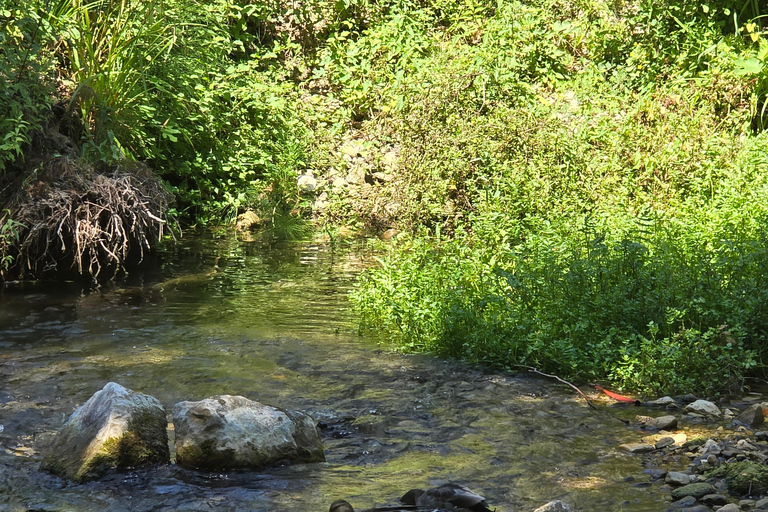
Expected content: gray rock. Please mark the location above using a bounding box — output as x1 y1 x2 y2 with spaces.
619 442 655 453
738 404 765 428
685 400 722 418
656 437 675 449
648 396 677 407
701 439 723 455
700 494 728 506
40 382 169 482
716 504 741 512
533 500 573 512
173 395 325 470
646 415 678 430
739 499 756 509
671 496 697 507
756 497 768 509
666 471 692 486
680 507 711 512
671 482 718 500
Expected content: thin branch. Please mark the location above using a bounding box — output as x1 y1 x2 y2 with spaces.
518 365 597 410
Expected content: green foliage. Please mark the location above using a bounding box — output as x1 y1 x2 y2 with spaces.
0 209 23 270
348 0 768 392
0 3 57 170
51 0 175 161
5 0 768 393
355 177 767 394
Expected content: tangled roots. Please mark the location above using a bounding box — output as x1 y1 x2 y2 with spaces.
2 159 173 280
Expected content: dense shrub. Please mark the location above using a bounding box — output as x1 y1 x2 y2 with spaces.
350 0 768 394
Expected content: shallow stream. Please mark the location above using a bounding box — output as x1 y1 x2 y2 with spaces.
0 234 694 511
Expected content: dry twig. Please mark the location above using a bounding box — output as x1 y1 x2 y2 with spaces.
518 365 597 410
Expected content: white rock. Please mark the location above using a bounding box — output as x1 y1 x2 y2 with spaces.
173 395 324 470
297 174 317 192
685 399 721 418
533 500 573 512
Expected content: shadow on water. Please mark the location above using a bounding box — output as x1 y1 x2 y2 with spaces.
0 233 679 511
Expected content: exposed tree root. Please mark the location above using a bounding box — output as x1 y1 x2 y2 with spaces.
1 158 172 280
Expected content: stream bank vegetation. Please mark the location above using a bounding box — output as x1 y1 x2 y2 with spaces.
2 0 768 393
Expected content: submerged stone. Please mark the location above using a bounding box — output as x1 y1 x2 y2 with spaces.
645 415 678 431
619 442 655 453
173 395 325 470
670 482 717 500
40 382 169 482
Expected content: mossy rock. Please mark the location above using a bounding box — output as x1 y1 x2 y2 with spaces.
709 461 768 496
670 482 717 500
40 382 169 482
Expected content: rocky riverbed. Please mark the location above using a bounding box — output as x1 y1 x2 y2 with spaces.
601 392 768 511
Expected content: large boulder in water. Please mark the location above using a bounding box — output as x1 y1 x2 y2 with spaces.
40 382 169 482
172 395 325 470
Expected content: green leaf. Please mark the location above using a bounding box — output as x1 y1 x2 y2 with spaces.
733 57 763 75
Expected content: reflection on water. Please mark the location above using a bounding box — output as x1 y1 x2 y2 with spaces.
1 234 673 511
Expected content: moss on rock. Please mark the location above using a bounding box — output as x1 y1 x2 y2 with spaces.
709 461 768 496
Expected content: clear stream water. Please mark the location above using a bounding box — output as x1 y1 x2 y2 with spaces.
0 233 702 511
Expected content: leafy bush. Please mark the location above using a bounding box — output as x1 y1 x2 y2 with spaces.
0 3 57 171
355 182 767 395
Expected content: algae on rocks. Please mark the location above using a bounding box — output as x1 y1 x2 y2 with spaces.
709 461 768 496
40 382 169 482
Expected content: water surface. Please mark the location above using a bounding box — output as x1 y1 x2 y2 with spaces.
1 234 678 511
